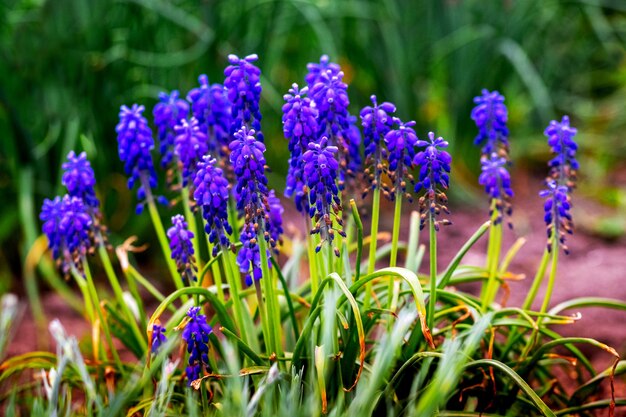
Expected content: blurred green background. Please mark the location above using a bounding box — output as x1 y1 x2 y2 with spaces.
1 0 626 298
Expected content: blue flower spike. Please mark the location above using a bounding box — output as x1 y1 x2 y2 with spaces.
167 214 197 283
181 307 212 385
153 90 189 168
479 153 514 227
471 89 509 158
384 117 418 202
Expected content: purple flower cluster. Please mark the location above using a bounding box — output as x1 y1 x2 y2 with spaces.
186 75 232 158
182 307 212 384
237 222 268 286
471 89 509 157
360 96 396 196
302 137 345 255
308 61 359 187
40 195 92 275
62 151 99 210
224 54 263 141
479 154 514 225
153 91 189 168
545 115 579 189
385 118 418 201
414 132 452 230
174 117 208 187
540 180 573 254
116 104 162 214
167 214 196 283
282 84 319 213
193 155 233 256
151 324 167 354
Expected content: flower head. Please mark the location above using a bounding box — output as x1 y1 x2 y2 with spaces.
229 127 269 226
282 83 319 213
237 222 271 286
193 155 233 255
182 307 212 384
384 118 418 201
302 136 345 255
479 153 514 225
174 117 208 187
40 195 92 275
186 75 232 159
224 54 263 140
309 67 357 187
62 151 99 210
540 180 573 254
167 214 196 283
414 132 452 230
471 89 509 157
153 90 189 167
115 104 161 213
151 324 167 354
305 55 341 87
360 95 396 195
545 115 578 189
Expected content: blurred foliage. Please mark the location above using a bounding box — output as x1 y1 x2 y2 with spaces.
1 0 626 290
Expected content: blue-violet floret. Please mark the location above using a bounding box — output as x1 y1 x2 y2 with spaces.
167 214 196 283
182 307 212 385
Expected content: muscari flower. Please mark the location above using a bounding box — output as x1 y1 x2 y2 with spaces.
182 307 212 385
153 90 189 167
540 180 573 254
479 153 514 226
40 195 92 275
414 132 452 231
471 89 509 157
545 115 578 189
360 95 396 197
309 64 359 186
305 54 341 87
116 104 164 213
282 83 319 213
193 155 233 256
237 222 269 286
186 75 232 158
61 151 108 245
151 324 167 354
385 117 418 202
174 117 208 187
224 54 263 141
302 136 345 255
167 214 196 283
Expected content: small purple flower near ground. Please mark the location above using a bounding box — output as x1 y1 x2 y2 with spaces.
182 307 212 385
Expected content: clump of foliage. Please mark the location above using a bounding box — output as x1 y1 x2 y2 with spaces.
1 54 625 417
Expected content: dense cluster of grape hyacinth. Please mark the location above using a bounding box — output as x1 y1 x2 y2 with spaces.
360 95 396 197
182 307 212 384
167 215 196 283
471 89 510 157
302 137 345 255
224 54 263 141
40 195 92 275
153 90 189 168
545 115 579 189
193 155 233 256
116 104 164 213
151 324 167 354
282 84 319 212
186 75 232 159
479 153 514 226
414 132 452 230
540 180 573 254
309 62 359 187
174 117 208 187
385 118 418 201
230 127 270 228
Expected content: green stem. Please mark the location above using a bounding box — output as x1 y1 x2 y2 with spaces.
78 262 122 368
363 187 382 311
181 184 203 270
206 236 225 302
539 240 559 318
306 219 320 296
481 205 502 310
258 235 282 362
388 194 403 312
427 215 437 331
142 178 186 297
220 245 250 348
97 245 146 351
522 249 551 310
